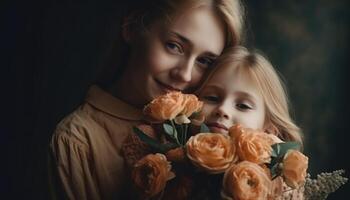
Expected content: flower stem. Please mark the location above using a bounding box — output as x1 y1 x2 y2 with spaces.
181 125 185 145
184 124 188 145
170 120 181 145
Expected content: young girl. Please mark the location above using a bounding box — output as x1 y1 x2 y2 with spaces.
49 1 245 200
197 46 302 144
196 46 304 199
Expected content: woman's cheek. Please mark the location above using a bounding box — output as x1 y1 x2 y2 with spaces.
149 49 179 73
191 67 205 86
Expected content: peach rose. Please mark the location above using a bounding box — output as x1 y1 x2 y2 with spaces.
230 126 273 164
181 94 203 117
228 124 245 139
222 161 272 200
144 91 185 121
268 177 284 200
132 153 175 197
282 150 308 189
186 133 237 174
165 147 186 162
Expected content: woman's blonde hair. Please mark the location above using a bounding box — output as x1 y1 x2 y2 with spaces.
198 46 303 145
125 0 245 46
97 0 245 87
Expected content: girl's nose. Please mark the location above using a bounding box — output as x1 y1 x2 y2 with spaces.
170 58 195 83
214 104 230 119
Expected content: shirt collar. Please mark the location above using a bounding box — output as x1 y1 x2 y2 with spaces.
85 85 144 121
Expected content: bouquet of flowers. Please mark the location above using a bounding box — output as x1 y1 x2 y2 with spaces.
124 91 347 200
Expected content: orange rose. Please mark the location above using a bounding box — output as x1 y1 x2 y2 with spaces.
228 124 245 139
282 150 308 189
165 147 186 162
181 94 203 117
144 91 185 121
186 133 237 174
230 126 273 164
268 177 284 200
132 153 175 197
222 161 272 200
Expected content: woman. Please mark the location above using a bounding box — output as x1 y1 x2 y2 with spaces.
49 0 245 199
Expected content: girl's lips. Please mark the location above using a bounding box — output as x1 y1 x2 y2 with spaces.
154 79 181 92
207 122 228 131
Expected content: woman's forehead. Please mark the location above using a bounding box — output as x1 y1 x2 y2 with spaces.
165 6 226 55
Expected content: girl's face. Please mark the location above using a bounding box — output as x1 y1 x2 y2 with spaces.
198 66 266 135
123 6 226 106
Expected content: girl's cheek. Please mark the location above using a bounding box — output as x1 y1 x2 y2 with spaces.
201 105 214 119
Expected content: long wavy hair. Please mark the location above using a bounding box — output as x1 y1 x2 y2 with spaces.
197 46 303 145
96 0 246 89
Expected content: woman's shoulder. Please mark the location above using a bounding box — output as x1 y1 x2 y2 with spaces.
51 103 107 147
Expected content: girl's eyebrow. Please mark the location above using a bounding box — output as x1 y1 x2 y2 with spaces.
234 91 257 103
169 31 220 57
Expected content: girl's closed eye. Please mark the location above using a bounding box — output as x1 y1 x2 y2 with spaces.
236 102 253 111
165 41 184 54
202 95 220 103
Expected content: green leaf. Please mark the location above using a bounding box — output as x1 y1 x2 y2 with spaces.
200 123 210 133
163 123 176 137
269 163 282 179
272 142 301 157
133 126 179 153
271 148 278 158
159 143 180 152
133 126 162 150
274 143 281 155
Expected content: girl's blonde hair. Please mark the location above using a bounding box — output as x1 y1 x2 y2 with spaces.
97 0 245 87
198 46 303 144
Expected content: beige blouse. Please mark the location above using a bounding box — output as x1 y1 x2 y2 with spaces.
49 85 144 200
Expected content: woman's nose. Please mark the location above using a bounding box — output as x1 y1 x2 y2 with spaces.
170 57 195 82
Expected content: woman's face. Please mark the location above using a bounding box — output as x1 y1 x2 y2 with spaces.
123 6 226 106
198 66 266 135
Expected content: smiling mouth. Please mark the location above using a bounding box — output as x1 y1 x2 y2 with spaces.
154 79 181 92
207 122 228 132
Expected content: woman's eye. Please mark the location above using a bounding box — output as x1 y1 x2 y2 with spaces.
236 103 252 111
166 42 183 54
203 95 219 102
196 57 214 68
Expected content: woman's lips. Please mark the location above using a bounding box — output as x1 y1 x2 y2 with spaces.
154 79 181 92
207 122 228 133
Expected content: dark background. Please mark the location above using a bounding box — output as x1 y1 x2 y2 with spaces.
4 0 349 199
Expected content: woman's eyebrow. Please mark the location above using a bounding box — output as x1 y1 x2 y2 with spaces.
169 31 191 44
169 31 220 57
204 52 220 58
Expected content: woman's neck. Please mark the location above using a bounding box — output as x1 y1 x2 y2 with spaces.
108 74 146 109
